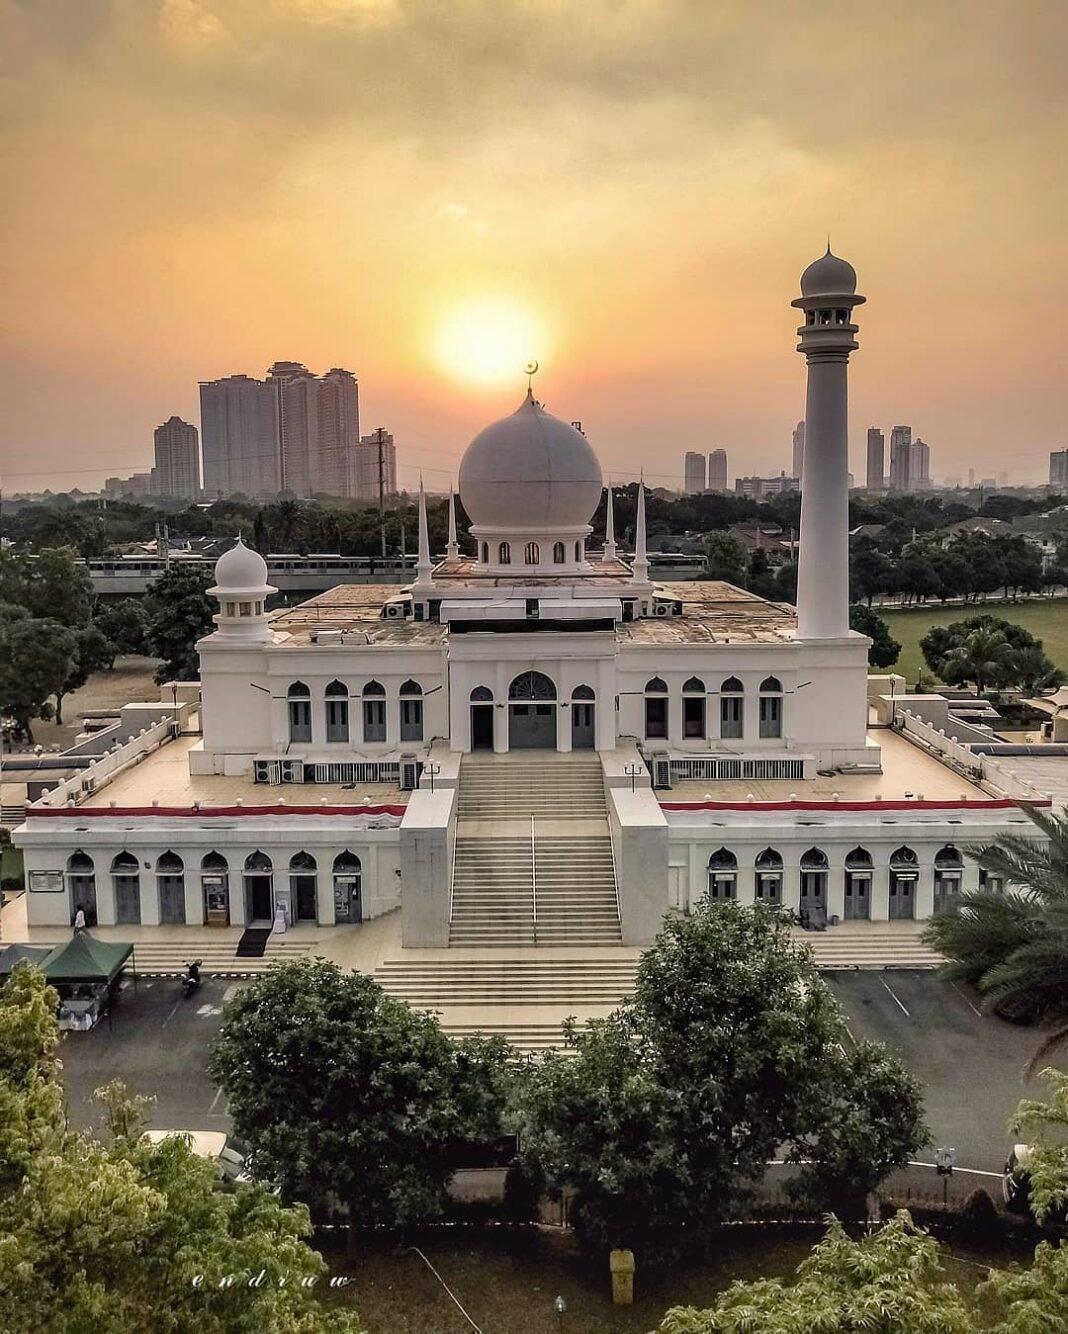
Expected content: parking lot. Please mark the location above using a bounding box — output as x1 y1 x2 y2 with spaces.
827 970 1042 1174
59 976 243 1134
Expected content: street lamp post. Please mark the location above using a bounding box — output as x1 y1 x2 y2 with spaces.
624 762 642 792
424 760 441 794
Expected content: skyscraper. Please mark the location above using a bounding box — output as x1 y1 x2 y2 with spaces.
317 369 360 497
791 420 805 483
910 437 931 490
708 448 728 492
268 361 319 497
355 429 397 502
152 416 200 500
1050 450 1068 490
865 427 884 490
199 374 281 499
889 425 912 491
683 451 706 494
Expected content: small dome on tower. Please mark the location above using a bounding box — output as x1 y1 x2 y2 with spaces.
459 390 603 531
800 247 857 297
212 537 269 593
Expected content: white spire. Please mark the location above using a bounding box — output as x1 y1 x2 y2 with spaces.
603 484 617 560
446 487 460 561
415 478 433 585
632 481 649 581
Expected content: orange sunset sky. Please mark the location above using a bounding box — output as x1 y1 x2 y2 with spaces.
2 0 1067 494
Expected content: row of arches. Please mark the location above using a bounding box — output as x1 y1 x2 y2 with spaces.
65 849 364 928
480 541 583 566
703 844 965 920
287 679 423 745
468 676 597 750
645 676 784 742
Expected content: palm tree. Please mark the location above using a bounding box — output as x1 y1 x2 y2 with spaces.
942 627 1014 695
924 807 1068 1068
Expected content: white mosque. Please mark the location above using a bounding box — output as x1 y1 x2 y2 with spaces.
15 251 1044 950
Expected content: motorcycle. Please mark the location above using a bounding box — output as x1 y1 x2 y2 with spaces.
181 960 203 999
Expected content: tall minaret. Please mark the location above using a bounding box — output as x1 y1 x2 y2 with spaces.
632 481 650 582
446 488 460 561
413 478 433 592
603 485 617 560
791 247 865 639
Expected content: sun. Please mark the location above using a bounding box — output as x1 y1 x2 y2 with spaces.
433 298 547 387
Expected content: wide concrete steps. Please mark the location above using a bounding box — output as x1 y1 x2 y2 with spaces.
456 757 607 820
449 837 536 945
534 836 622 943
796 929 942 970
124 936 314 976
375 957 638 1007
437 1020 589 1053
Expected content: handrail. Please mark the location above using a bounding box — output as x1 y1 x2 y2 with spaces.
531 814 537 945
607 811 623 931
448 816 457 924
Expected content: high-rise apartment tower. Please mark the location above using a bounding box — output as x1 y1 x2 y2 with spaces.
865 427 884 491
152 417 200 500
708 449 728 492
683 451 706 494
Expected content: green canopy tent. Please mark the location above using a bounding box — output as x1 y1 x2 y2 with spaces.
0 944 53 981
39 934 138 1028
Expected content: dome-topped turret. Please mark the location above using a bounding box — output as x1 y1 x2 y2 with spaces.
212 537 270 594
459 391 603 533
800 247 857 297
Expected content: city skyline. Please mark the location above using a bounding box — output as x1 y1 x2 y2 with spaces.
3 2 1068 493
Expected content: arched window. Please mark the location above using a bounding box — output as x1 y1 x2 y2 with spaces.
325 679 349 743
400 679 423 741
844 847 873 921
889 846 919 920
572 684 595 700
525 542 540 565
890 846 918 867
201 851 228 871
287 681 312 743
720 677 744 740
289 851 317 871
644 677 668 739
708 848 738 899
67 851 96 927
68 851 94 874
801 848 829 868
201 851 229 925
759 676 783 739
683 676 706 739
799 847 828 915
290 851 318 921
755 847 782 904
553 542 566 563
333 851 363 924
156 850 185 924
111 851 141 925
362 681 386 743
708 848 738 869
935 845 962 868
934 845 964 914
156 851 183 872
245 851 272 872
470 685 493 702
845 847 873 869
508 671 557 700
498 542 511 565
480 542 489 563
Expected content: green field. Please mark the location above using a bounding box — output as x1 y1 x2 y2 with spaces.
879 599 1068 684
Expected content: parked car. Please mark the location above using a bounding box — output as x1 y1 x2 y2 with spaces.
144 1129 250 1185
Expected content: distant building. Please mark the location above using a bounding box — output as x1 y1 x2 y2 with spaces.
708 448 728 492
791 420 805 482
683 451 706 494
911 438 931 491
199 373 281 499
355 429 398 502
889 425 912 491
104 472 153 499
735 472 799 499
1050 450 1068 490
865 427 884 491
152 417 200 501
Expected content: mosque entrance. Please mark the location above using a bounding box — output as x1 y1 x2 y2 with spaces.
508 671 557 750
470 687 495 751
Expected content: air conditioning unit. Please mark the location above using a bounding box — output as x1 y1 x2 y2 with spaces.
383 600 408 620
254 759 282 785
281 759 305 784
651 752 672 790
400 753 421 791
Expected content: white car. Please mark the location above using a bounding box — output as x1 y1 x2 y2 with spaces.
144 1129 250 1184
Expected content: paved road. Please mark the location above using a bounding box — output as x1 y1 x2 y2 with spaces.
827 970 1042 1174
60 975 242 1134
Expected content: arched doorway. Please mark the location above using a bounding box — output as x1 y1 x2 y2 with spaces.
201 851 229 926
707 848 738 900
111 851 141 925
244 851 274 923
469 686 494 750
67 851 97 926
843 847 872 920
571 684 595 749
934 845 964 914
754 848 783 905
800 848 828 916
889 846 919 920
333 852 362 924
290 851 318 923
508 671 557 750
156 850 186 925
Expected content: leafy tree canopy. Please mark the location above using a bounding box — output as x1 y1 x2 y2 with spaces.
0 613 78 743
849 604 901 669
94 598 149 657
145 564 217 683
0 547 93 626
209 960 512 1230
920 615 1064 693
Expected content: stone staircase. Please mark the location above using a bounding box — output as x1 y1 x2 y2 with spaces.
123 934 314 976
448 755 623 946
797 924 942 970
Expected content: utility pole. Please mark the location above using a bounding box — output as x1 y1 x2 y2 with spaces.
377 426 387 558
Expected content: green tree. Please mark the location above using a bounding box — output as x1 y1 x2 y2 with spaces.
659 1212 975 1334
94 598 149 656
920 615 1063 693
849 541 893 606
145 564 216 683
54 624 115 725
209 960 511 1231
0 613 78 743
924 807 1068 1063
849 604 901 669
702 531 748 585
20 547 93 626
0 964 366 1333
943 626 1015 693
515 902 926 1256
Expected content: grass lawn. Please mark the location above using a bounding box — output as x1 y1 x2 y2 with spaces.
879 600 1068 685
323 1225 1031 1333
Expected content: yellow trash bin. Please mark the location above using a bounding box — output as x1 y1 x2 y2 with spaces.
610 1248 635 1306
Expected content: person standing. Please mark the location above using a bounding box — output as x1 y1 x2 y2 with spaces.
73 906 86 933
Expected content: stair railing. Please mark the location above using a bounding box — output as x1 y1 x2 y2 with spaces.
531 814 538 945
448 824 457 926
608 821 623 934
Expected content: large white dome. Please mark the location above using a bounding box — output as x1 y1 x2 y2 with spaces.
458 391 603 532
211 537 270 593
800 247 857 297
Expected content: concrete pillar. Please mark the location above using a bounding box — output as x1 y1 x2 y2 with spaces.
870 864 890 921
826 854 846 921
781 863 801 915
142 873 161 926
557 701 571 753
